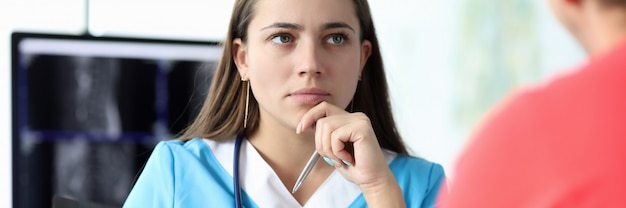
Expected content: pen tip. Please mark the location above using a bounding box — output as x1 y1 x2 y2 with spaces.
292 183 301 193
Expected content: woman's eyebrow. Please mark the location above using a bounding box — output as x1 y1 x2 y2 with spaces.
260 21 355 33
322 22 355 33
260 22 302 31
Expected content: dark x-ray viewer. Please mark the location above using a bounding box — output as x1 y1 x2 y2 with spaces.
12 33 220 208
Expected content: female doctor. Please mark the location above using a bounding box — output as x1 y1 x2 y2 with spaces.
123 0 445 207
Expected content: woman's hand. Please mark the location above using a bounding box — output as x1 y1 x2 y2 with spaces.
297 101 405 207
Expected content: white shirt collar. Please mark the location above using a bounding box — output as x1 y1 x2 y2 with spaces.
204 137 396 208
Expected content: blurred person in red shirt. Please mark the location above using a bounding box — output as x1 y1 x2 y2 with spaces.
439 0 626 207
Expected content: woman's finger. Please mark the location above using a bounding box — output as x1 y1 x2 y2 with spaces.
329 115 372 165
297 102 346 134
316 116 344 168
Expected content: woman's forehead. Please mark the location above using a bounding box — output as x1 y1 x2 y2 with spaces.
248 0 360 31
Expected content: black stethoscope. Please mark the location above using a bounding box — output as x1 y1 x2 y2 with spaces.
233 135 245 208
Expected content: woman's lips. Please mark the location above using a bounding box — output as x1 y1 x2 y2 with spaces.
289 88 330 105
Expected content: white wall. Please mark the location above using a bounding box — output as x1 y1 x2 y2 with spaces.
0 0 584 207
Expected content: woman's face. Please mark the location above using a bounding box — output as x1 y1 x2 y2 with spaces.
234 0 371 132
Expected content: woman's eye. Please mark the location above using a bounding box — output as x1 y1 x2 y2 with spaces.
271 35 291 44
327 35 345 45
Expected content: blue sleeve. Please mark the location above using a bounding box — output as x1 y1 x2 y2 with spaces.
123 142 175 208
384 157 448 208
421 163 446 208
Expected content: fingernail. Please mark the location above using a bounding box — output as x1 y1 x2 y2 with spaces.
323 157 334 167
332 159 343 168
342 160 353 166
296 123 301 134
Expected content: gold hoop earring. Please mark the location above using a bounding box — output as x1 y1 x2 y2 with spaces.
244 80 250 129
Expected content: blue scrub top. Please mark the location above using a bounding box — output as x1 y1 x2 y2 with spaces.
123 138 445 208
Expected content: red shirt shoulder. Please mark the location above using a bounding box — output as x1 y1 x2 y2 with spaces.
440 41 626 208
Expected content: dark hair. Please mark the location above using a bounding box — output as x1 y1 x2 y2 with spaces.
179 0 409 155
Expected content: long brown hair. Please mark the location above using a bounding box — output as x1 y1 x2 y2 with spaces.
179 0 409 155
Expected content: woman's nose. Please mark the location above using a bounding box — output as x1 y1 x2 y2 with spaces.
296 40 323 77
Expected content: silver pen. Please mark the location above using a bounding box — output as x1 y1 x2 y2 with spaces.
291 150 321 193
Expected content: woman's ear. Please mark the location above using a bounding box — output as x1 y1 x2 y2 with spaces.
233 38 249 80
359 40 372 74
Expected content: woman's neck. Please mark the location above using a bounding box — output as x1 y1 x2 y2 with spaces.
247 116 316 170
246 114 337 205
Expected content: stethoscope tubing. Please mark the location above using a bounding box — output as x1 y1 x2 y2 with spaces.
234 135 244 208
